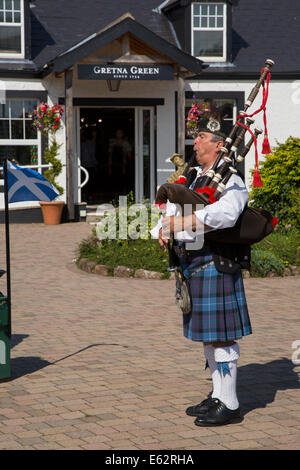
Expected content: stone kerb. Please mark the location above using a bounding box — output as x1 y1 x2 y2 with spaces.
77 258 169 280
77 257 299 280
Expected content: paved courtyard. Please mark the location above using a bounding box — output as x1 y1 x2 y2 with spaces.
0 221 299 450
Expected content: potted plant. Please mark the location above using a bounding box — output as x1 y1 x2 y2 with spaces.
32 102 65 224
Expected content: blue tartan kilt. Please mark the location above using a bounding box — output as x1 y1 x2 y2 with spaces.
181 253 252 342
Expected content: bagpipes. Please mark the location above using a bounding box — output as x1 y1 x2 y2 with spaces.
155 59 278 246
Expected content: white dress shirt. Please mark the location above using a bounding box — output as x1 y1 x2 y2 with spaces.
150 164 249 240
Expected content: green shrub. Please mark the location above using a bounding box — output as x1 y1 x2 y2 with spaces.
43 138 63 195
249 136 300 228
253 227 300 267
77 192 169 276
250 248 285 277
103 191 160 241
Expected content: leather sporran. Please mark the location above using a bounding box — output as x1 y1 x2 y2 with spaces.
173 260 214 314
174 270 191 314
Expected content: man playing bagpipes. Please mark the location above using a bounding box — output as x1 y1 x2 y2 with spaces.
151 59 276 426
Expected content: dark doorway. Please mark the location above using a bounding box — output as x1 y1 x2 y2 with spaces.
80 108 135 204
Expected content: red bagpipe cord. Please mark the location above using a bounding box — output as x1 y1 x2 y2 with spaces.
196 186 217 204
154 176 187 207
173 176 217 203
154 202 167 211
155 177 217 208
236 68 272 187
173 176 187 184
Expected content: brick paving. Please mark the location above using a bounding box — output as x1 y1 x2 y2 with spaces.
0 221 299 450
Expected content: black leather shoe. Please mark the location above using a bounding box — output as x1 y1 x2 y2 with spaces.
185 393 214 417
194 399 241 426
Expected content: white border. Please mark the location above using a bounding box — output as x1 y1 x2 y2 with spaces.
191 2 227 62
0 0 24 59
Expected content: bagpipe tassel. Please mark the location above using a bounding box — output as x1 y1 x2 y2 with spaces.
261 88 272 154
262 134 272 154
253 168 263 188
272 216 278 228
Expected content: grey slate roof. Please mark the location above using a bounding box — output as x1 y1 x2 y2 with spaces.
205 0 300 75
1 0 300 76
44 16 204 76
30 0 177 70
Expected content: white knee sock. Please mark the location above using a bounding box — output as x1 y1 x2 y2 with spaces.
203 344 221 400
214 343 240 410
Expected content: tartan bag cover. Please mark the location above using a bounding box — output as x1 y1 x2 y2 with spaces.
181 253 252 342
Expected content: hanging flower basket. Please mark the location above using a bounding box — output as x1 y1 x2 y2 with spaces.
32 102 65 224
186 101 211 138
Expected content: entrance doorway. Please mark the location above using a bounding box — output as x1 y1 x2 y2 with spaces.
80 107 135 204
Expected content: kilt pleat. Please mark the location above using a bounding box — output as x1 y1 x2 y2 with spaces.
181 253 252 342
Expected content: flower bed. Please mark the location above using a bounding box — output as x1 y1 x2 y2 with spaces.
76 228 300 278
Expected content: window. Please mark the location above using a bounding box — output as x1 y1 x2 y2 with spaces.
0 99 40 166
0 0 23 57
185 95 237 162
192 2 226 61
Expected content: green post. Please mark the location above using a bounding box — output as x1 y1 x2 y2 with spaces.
1 159 12 381
0 295 11 381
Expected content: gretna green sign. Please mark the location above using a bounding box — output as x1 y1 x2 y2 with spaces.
78 64 174 80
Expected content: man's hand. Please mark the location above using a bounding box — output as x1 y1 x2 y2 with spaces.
162 215 196 237
158 228 169 252
162 216 182 237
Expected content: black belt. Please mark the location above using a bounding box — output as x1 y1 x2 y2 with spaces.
173 240 211 259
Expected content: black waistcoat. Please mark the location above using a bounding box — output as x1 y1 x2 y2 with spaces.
184 173 251 274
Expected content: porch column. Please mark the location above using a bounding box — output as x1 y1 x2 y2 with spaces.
65 68 75 220
177 76 185 155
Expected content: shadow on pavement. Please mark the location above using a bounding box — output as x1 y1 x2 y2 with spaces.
10 336 128 381
9 336 300 418
238 357 300 415
11 334 30 349
10 356 52 380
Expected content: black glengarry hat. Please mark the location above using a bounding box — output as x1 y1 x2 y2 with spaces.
187 101 231 140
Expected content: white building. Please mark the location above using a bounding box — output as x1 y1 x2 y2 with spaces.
0 0 299 222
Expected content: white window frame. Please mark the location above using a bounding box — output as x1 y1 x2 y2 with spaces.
0 0 24 58
0 98 42 169
191 2 227 62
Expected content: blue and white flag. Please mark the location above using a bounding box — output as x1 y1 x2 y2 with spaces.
5 160 60 203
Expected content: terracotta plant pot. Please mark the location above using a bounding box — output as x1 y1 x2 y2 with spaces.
39 201 65 225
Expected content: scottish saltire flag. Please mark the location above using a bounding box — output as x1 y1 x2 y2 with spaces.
5 160 59 203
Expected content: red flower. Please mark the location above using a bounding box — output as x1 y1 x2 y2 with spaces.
53 125 58 129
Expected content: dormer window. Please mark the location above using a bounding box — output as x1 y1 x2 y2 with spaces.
192 2 226 61
0 0 24 57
